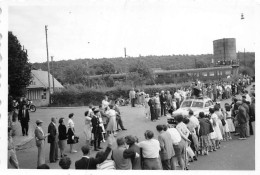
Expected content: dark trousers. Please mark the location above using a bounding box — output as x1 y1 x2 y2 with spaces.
116 115 125 130
49 141 58 162
176 99 180 109
161 104 166 116
249 121 254 135
239 123 247 138
20 121 29 136
93 132 102 149
155 108 160 120
143 158 162 170
150 108 156 121
131 98 135 107
161 158 171 170
213 93 217 102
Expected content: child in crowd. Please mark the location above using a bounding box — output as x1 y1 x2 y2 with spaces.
225 104 235 139
198 112 213 155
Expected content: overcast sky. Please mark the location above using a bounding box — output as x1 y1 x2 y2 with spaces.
8 0 257 63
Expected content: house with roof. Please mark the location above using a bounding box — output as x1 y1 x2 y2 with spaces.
26 69 64 106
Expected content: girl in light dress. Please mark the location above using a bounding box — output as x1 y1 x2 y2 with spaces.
224 104 235 140
209 108 223 151
83 111 92 146
105 105 117 135
144 94 150 119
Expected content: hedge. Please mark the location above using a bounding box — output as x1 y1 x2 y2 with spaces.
51 82 192 107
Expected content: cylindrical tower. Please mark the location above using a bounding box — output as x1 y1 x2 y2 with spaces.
213 38 236 63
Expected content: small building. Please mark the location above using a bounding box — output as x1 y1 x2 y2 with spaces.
26 69 64 107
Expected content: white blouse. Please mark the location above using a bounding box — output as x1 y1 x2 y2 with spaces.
68 118 75 128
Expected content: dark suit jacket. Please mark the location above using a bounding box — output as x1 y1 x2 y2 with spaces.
18 109 30 123
75 147 112 169
48 122 57 143
58 124 67 140
159 94 167 105
91 116 101 134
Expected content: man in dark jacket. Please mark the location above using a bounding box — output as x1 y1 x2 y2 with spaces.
75 136 113 169
148 97 156 121
236 101 247 140
48 117 58 163
160 91 167 116
18 104 30 136
91 109 103 151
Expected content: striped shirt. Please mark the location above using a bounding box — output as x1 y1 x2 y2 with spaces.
96 160 116 170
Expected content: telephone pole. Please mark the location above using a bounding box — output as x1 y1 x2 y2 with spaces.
51 56 55 93
124 47 127 58
45 25 51 105
244 48 246 66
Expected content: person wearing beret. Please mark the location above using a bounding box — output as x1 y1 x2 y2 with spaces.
35 120 49 167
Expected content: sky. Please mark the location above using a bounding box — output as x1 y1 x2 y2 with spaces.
8 0 257 63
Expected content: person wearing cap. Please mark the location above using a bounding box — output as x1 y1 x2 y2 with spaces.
91 108 103 151
35 119 49 167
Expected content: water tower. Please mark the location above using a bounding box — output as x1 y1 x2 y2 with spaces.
213 38 236 63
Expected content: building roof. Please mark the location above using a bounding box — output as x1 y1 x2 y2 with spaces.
27 70 64 89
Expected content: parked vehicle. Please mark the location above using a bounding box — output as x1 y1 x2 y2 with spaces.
167 96 214 124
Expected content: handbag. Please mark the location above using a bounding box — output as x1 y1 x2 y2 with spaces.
221 118 226 126
73 136 79 143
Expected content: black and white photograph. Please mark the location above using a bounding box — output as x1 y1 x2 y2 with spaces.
0 0 259 173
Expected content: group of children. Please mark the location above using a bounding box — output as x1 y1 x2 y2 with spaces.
189 103 235 157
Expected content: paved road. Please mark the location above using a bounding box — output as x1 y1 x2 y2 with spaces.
15 84 255 170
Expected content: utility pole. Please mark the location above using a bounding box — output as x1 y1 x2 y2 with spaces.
244 48 246 66
223 38 226 62
124 47 127 58
51 56 55 93
45 25 51 105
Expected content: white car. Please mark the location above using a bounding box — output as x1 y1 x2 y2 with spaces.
168 97 215 119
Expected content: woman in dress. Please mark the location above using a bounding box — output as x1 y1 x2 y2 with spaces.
105 105 117 135
84 111 92 146
102 96 110 109
225 104 235 138
58 118 67 158
144 94 150 119
67 113 77 153
209 108 223 149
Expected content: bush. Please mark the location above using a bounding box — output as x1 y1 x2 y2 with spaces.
51 83 192 107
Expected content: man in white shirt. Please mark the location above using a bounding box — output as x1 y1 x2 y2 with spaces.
129 88 136 107
137 130 162 170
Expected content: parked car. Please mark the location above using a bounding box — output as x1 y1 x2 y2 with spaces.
167 96 214 124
